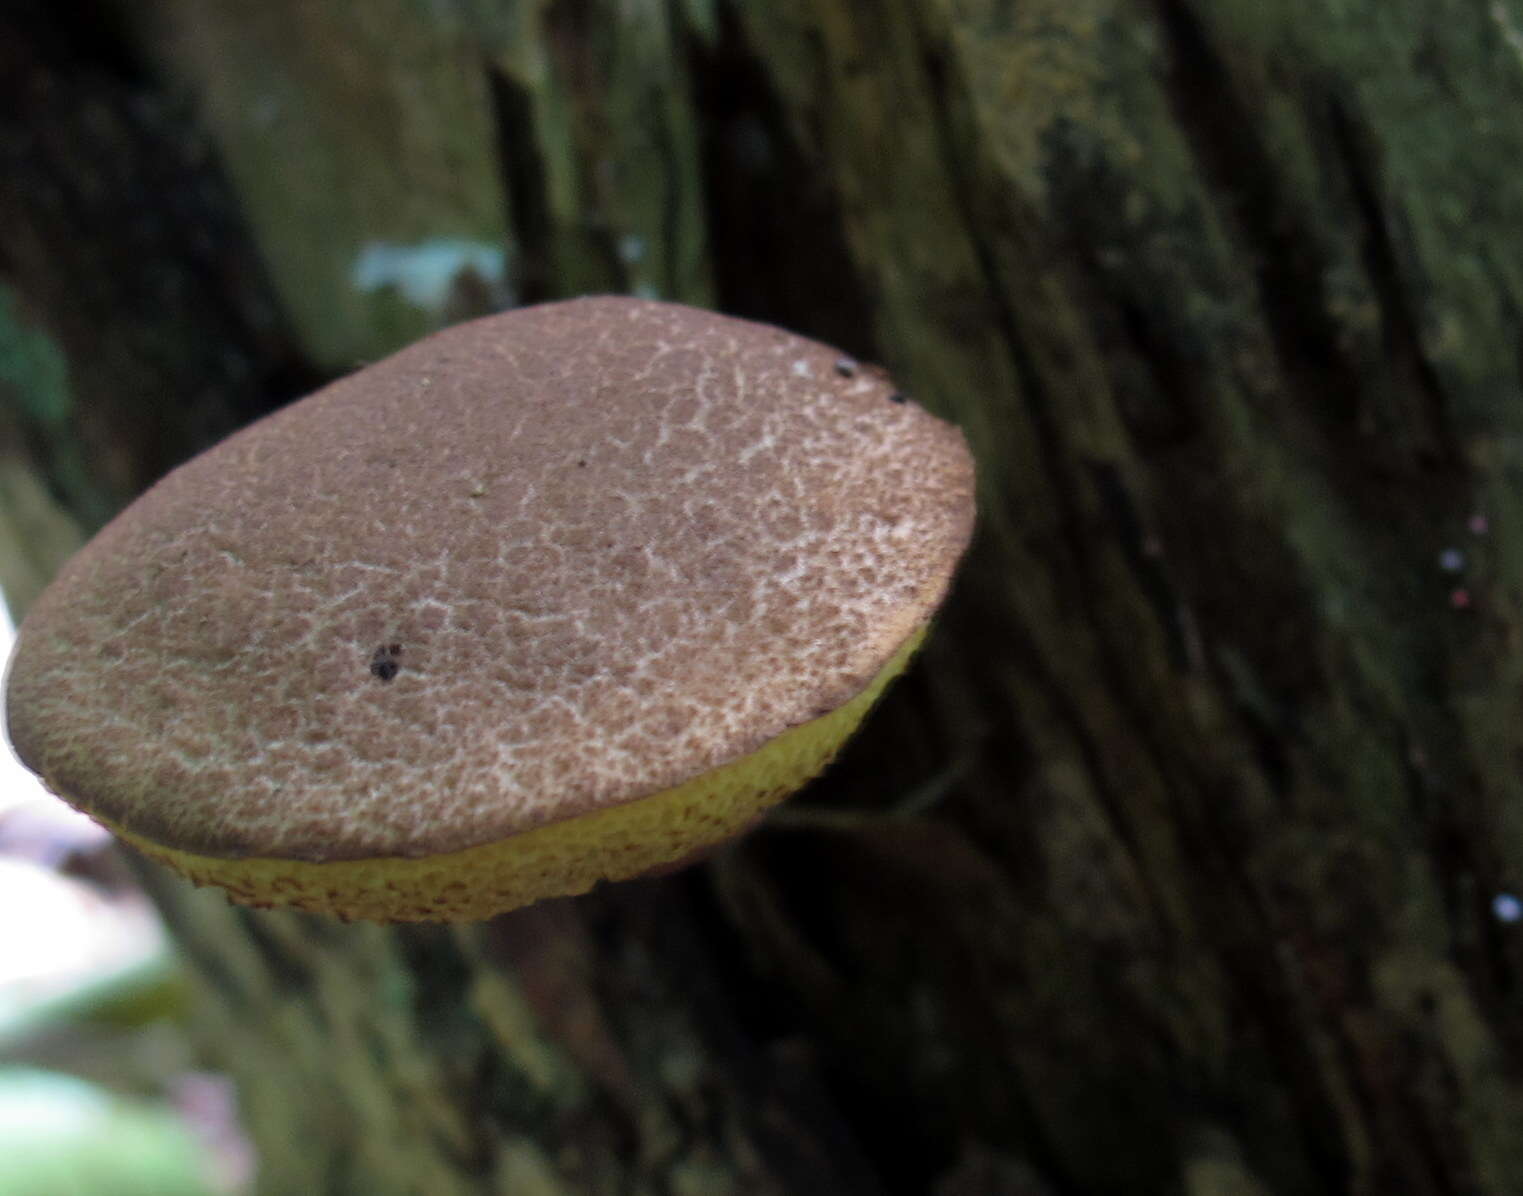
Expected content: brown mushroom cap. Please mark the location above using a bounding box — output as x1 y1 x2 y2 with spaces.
6 297 974 864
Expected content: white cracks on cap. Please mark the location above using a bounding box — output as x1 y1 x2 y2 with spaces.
6 296 976 871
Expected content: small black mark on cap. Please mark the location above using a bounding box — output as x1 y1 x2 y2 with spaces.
834 358 858 378
887 391 909 404
371 643 403 682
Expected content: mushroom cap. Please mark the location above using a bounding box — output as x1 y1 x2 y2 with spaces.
6 297 975 867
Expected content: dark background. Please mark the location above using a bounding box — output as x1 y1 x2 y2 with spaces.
4 1 1523 1192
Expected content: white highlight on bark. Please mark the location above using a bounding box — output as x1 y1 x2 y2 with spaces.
351 240 507 312
1492 1 1523 73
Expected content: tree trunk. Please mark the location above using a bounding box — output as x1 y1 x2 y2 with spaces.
5 1 1523 1192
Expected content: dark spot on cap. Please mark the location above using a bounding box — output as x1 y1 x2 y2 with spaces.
888 392 908 404
577 459 587 468
370 643 403 682
834 358 858 378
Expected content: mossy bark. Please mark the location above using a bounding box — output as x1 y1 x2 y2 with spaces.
4 0 1523 1192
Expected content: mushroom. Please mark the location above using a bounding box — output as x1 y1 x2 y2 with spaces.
5 297 975 922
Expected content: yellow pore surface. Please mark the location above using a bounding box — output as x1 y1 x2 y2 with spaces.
108 628 925 922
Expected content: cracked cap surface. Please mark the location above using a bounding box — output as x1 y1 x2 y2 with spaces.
6 296 976 865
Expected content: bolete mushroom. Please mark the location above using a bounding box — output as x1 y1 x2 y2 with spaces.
5 297 975 921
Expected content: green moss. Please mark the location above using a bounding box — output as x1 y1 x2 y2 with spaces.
0 284 71 426
146 0 511 368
